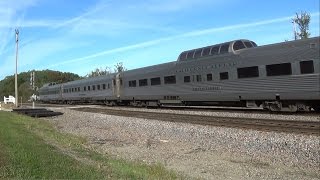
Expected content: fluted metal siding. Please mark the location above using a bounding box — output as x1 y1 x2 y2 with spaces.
121 37 319 102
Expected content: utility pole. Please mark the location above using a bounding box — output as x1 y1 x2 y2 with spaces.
15 29 19 107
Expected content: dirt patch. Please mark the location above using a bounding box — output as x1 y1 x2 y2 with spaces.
0 103 15 110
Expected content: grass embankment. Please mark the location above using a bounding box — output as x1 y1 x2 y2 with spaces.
0 111 180 179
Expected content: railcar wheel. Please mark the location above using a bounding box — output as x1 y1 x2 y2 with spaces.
269 103 281 112
106 101 116 106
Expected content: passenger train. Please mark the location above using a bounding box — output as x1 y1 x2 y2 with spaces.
39 37 320 112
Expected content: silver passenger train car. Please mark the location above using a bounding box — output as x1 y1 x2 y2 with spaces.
39 37 320 112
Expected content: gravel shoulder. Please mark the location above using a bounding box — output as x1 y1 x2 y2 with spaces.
44 107 320 180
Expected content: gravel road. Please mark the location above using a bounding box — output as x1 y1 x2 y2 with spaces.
44 106 320 180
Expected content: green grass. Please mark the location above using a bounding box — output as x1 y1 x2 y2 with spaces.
0 111 181 179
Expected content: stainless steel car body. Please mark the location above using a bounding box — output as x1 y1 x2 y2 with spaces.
39 37 320 111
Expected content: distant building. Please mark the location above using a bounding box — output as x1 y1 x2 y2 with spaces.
4 95 15 104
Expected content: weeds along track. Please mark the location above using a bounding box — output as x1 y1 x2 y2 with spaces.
73 107 320 136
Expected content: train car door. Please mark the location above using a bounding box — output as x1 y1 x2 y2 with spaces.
115 73 123 99
112 73 123 99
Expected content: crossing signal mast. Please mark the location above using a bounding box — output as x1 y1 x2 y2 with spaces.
30 71 36 108
30 71 35 89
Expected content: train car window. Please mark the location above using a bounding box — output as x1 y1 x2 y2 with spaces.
129 80 137 87
250 41 257 47
233 41 246 50
97 85 101 90
220 72 229 80
139 79 148 86
186 51 195 59
194 49 203 58
207 74 213 81
84 86 86 91
164 75 176 84
108 83 110 89
151 77 161 86
300 60 314 74
184 76 191 83
92 85 96 91
237 66 259 78
102 84 106 90
196 75 202 82
72 88 74 92
219 44 229 54
179 52 187 61
202 47 211 56
244 41 253 48
211 46 219 55
266 63 292 76
88 86 90 91
77 87 80 92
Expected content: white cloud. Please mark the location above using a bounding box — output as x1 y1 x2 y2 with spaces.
52 0 213 37
139 0 217 13
48 12 320 68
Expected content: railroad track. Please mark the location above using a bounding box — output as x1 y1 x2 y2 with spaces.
157 105 320 117
73 107 320 136
26 102 320 117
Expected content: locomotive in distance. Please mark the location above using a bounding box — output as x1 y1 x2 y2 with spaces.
39 37 320 112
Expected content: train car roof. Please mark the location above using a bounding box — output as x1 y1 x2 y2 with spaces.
122 61 176 76
63 73 116 86
177 39 257 61
39 73 116 90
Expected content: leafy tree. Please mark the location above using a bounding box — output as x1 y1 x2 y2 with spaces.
114 62 126 73
86 62 127 77
293 11 311 39
86 66 112 77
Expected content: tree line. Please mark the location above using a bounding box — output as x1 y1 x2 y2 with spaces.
0 70 80 102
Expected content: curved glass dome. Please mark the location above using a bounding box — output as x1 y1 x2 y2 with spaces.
178 39 257 61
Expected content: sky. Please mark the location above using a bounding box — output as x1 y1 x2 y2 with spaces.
0 0 319 80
